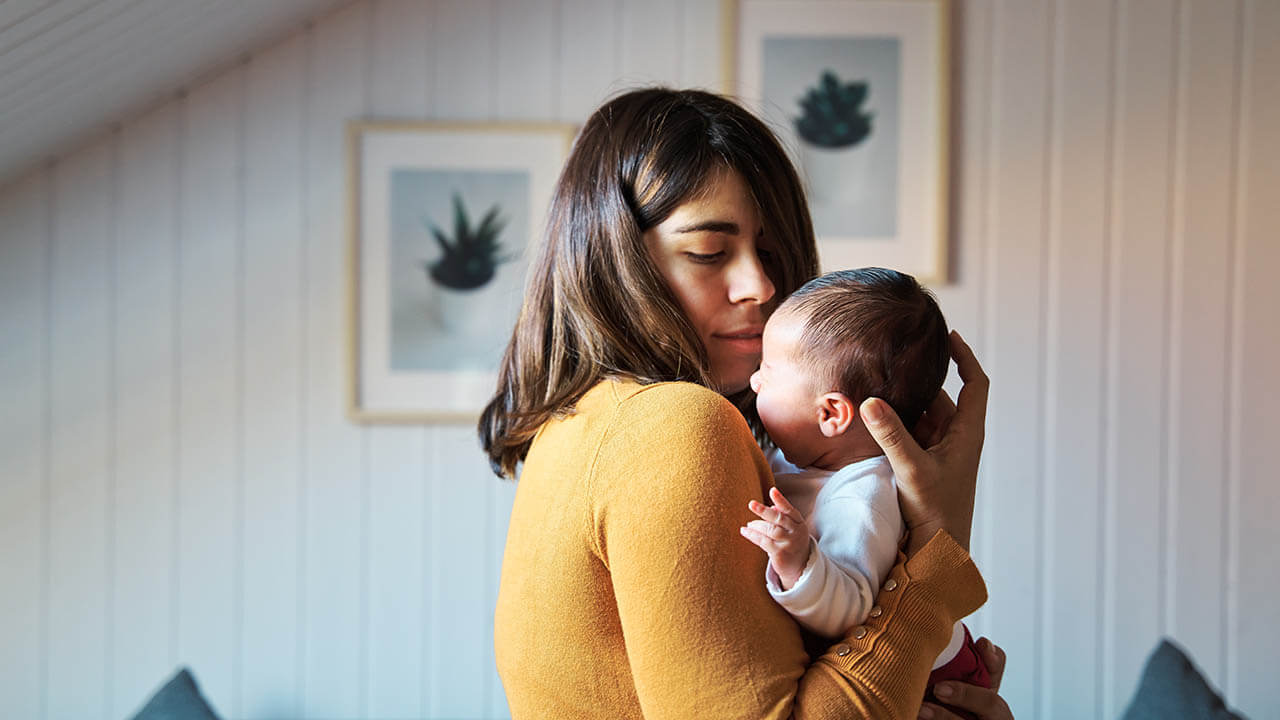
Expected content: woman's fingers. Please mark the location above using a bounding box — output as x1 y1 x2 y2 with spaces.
918 702 960 720
860 397 928 476
914 390 956 448
975 637 1007 692
948 331 990 449
924 683 1013 720
929 386 958 420
912 412 939 449
950 331 986 385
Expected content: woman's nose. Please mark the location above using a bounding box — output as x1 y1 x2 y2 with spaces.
727 252 775 305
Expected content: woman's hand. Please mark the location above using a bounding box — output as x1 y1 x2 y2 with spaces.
859 331 989 556
919 637 1013 719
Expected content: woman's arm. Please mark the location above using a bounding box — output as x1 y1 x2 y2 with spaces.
590 382 986 719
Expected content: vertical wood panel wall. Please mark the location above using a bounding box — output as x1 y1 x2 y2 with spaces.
0 1 1276 718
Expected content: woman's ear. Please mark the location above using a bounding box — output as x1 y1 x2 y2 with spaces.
817 392 856 437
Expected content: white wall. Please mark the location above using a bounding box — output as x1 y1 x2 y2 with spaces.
1 1 1277 719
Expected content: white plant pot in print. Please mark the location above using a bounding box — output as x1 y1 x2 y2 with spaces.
432 283 491 340
800 142 871 207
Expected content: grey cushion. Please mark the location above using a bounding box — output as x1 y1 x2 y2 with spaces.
1120 639 1246 720
128 667 221 720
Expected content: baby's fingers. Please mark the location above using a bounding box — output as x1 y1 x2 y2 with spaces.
769 487 801 518
746 518 792 541
739 525 780 554
749 497 801 532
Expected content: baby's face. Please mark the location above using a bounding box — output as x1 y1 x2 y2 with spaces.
749 311 825 467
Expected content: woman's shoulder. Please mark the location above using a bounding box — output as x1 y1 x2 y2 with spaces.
610 377 725 403
588 379 767 509
577 378 759 466
604 379 750 434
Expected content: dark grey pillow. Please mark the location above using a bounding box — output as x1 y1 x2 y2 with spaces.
1120 639 1246 720
128 667 221 720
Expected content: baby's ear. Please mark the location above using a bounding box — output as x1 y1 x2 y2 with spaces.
817 392 857 437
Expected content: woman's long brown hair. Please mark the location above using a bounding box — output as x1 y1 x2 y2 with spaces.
478 88 819 478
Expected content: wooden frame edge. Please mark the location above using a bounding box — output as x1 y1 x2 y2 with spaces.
933 0 952 286
722 0 953 286
345 120 578 425
721 0 739 96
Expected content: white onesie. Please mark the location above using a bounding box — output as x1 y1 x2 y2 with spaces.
766 450 966 669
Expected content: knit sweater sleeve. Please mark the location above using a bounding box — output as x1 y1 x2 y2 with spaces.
590 382 987 720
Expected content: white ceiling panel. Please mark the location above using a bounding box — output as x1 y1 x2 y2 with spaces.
0 0 352 185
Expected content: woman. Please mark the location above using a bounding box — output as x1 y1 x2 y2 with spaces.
479 88 1012 720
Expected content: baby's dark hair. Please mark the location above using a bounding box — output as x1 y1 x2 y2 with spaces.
776 267 949 431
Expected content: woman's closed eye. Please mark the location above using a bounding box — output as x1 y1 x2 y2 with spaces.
685 251 725 264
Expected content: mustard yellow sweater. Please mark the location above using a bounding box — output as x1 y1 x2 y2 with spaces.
494 379 987 719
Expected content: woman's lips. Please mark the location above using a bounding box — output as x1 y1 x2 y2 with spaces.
713 330 763 353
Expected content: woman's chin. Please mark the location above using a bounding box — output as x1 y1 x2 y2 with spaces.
712 370 757 396
708 353 761 396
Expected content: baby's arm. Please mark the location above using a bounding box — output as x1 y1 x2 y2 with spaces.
744 487 902 638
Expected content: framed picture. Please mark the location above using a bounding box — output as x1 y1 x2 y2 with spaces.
728 0 950 284
347 121 576 422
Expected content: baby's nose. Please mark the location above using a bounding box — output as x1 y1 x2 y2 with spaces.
749 370 762 393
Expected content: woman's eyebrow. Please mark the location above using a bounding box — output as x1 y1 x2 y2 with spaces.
673 220 740 235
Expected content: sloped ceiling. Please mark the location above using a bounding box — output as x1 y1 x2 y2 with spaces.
0 0 352 186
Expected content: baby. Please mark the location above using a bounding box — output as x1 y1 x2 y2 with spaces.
740 267 990 718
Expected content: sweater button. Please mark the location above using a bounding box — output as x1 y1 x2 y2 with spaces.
853 626 869 640
883 578 898 592
835 644 852 657
869 606 882 618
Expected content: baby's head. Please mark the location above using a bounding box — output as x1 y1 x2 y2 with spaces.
749 268 950 470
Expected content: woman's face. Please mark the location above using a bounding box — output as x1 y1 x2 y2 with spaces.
643 169 778 393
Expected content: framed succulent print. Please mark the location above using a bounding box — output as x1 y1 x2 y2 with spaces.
347 122 575 422
729 0 950 284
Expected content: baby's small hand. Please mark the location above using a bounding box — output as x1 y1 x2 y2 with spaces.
740 486 811 590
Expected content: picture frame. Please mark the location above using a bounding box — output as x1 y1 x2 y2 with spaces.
346 121 576 423
727 0 950 284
